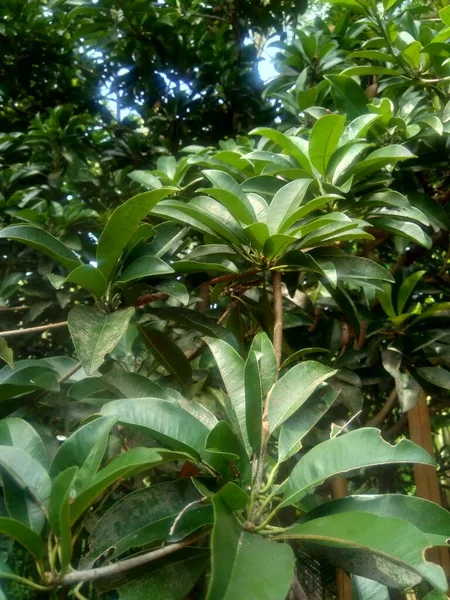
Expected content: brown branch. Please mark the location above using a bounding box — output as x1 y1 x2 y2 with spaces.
58 363 82 385
0 305 30 312
1 321 68 337
272 271 283 374
60 532 208 586
366 389 397 428
134 292 168 307
202 267 260 289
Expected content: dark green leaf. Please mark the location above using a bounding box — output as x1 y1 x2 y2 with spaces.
65 265 108 298
0 517 45 562
417 367 450 390
244 351 263 454
325 75 368 120
117 256 174 284
0 418 48 468
48 467 78 573
265 179 312 234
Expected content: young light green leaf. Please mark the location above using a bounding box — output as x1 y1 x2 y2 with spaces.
206 496 294 600
0 224 80 271
265 179 312 234
309 114 346 176
65 265 108 298
280 428 435 507
68 306 135 375
397 270 426 314
268 361 337 432
96 188 175 281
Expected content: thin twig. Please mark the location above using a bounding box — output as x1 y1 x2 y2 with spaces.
134 292 168 307
60 532 208 586
366 388 397 428
0 321 68 337
58 362 82 385
0 305 30 312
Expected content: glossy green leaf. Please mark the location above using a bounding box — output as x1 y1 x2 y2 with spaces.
205 420 250 483
300 493 450 547
201 170 256 225
340 115 379 145
249 127 312 171
69 447 162 524
397 270 426 314
84 479 213 564
205 338 249 453
352 575 389 600
309 115 346 175
65 265 108 298
342 66 400 77
101 397 210 458
206 496 294 600
279 512 447 592
280 428 435 507
371 216 432 249
152 200 219 240
155 280 189 305
350 146 415 180
68 306 135 375
96 188 175 280
50 416 118 495
0 418 48 468
244 351 263 454
249 332 277 397
48 466 78 573
0 224 80 271
0 365 59 401
325 75 368 120
312 252 394 284
265 179 312 234
417 367 450 390
0 517 45 562
138 325 192 387
278 386 339 463
214 482 249 510
268 361 337 432
0 445 51 532
117 256 174 284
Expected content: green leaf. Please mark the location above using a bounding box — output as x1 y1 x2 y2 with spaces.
263 234 296 260
423 592 449 600
340 115 380 145
0 517 45 562
101 398 210 459
278 386 339 463
300 493 450 547
0 365 59 401
245 222 270 251
280 428 435 507
69 447 162 524
0 446 51 532
325 75 368 120
152 200 219 240
342 66 400 77
249 332 277 397
101 366 166 399
280 512 447 593
417 367 450 390
440 6 450 26
249 127 312 171
0 418 48 468
312 252 394 284
68 306 135 375
268 361 337 432
128 170 162 189
138 325 192 387
280 348 330 370
309 115 346 176
371 217 432 249
48 467 78 573
84 479 213 564
397 270 426 314
244 351 263 454
151 307 229 340
205 338 250 454
117 256 174 284
214 482 249 510
96 188 175 281
116 551 208 600
0 224 80 271
206 496 295 600
350 146 416 180
265 179 312 234
201 170 256 225
65 265 108 298
50 416 118 494
205 420 250 483
0 338 13 368
155 280 189 305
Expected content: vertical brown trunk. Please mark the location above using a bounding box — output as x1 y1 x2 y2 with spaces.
407 390 450 575
331 478 353 600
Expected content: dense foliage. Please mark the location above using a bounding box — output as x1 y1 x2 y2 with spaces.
0 0 450 598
